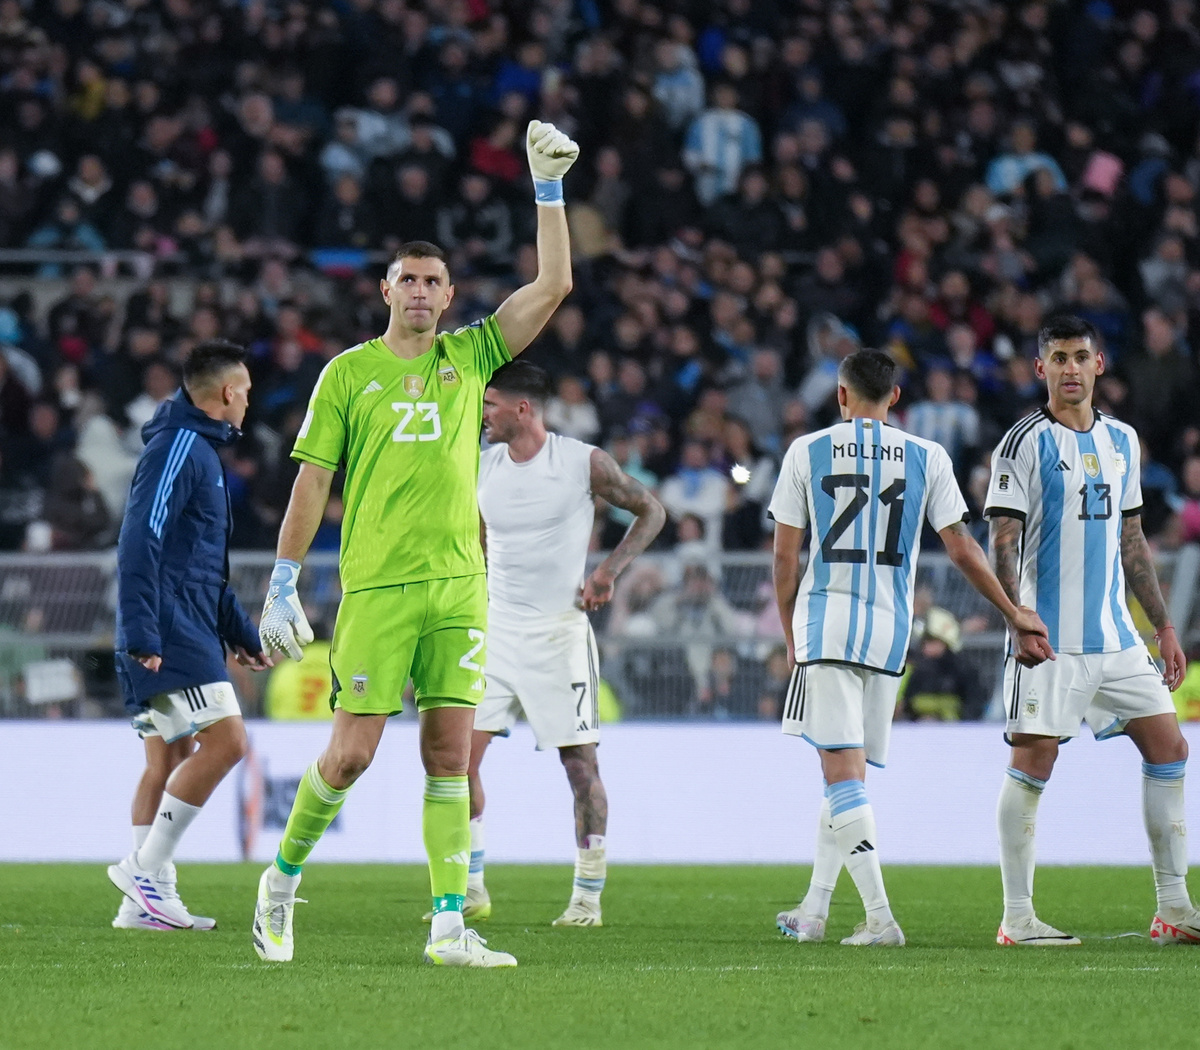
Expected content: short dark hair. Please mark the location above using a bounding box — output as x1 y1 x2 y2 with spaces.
487 359 552 404
183 339 247 392
1037 314 1099 355
838 348 897 403
388 241 449 279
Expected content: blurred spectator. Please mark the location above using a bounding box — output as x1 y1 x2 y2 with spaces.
904 365 981 475
42 456 110 551
545 375 600 444
436 173 513 276
659 439 730 548
899 608 985 722
727 349 788 453
647 561 751 699
984 120 1067 198
683 81 763 206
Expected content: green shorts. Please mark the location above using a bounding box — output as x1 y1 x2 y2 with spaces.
330 575 487 716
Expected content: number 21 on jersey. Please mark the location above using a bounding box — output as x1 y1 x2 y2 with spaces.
820 474 906 566
392 401 442 442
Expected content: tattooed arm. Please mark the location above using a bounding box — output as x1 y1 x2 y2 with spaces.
988 513 1024 607
942 519 1052 666
580 448 666 611
1121 513 1186 689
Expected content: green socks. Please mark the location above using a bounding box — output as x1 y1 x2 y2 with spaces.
275 762 349 875
423 775 470 916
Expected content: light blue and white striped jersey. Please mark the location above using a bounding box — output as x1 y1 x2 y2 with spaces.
984 408 1142 654
769 418 968 675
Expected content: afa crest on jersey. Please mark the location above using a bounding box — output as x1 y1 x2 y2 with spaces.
1113 452 1127 475
1082 453 1100 477
352 674 368 696
403 374 425 398
438 366 459 385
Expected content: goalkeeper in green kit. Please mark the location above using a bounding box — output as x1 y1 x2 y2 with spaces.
252 122 579 967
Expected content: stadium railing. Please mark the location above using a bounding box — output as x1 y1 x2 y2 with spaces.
0 547 1196 722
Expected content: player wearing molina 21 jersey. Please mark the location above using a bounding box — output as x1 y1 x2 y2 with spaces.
985 314 1198 950
250 119 581 970
770 349 1051 951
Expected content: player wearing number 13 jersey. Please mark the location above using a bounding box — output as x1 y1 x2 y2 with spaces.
986 315 1199 949
251 115 580 972
770 349 1052 949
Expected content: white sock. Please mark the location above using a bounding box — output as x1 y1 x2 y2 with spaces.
430 908 465 941
136 793 202 874
573 834 606 904
266 864 301 897
826 780 892 925
468 816 486 893
132 824 151 852
997 768 1045 923
800 797 840 919
1143 761 1191 914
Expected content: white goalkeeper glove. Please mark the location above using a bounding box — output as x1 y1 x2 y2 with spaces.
259 558 313 661
526 119 579 207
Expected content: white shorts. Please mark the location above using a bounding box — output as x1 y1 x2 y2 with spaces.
782 662 902 768
1002 644 1175 741
475 612 600 750
132 681 242 743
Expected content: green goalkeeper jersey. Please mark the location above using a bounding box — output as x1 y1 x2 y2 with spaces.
292 315 510 593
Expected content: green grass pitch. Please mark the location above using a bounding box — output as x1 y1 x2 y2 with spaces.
2 864 1198 1050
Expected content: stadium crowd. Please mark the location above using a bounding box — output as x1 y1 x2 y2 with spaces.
2 0 1200 719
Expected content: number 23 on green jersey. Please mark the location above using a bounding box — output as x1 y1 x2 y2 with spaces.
291 315 511 593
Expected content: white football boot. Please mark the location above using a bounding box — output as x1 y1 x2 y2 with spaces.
252 867 305 962
776 903 826 942
424 928 517 967
552 897 603 927
107 852 194 928
1150 907 1200 945
841 918 906 946
996 915 1081 946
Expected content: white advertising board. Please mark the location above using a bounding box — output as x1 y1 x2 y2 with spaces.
5 721 1200 865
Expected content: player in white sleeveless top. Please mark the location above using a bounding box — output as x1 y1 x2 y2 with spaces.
986 315 1198 948
469 360 664 927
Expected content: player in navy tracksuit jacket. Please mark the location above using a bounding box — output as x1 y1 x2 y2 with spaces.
108 341 273 931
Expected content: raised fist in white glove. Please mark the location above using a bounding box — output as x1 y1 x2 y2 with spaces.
526 120 579 204
259 559 314 661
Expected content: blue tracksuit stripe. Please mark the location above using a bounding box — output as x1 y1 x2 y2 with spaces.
149 430 195 538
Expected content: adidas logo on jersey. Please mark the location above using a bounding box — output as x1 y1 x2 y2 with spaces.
849 839 875 855
1055 460 1069 471
362 380 383 394
444 851 471 866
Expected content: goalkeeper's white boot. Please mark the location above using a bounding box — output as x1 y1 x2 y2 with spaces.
996 914 1080 946
253 867 304 962
107 852 194 929
1150 907 1200 945
841 918 905 946
552 896 602 927
424 928 517 967
423 884 491 922
777 903 826 942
